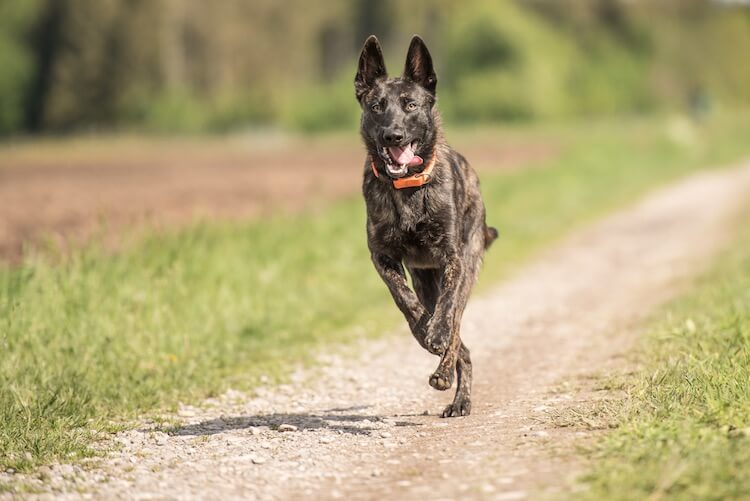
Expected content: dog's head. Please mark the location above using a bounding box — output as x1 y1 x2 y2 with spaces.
355 35 439 179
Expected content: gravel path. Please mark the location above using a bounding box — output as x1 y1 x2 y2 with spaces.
4 161 750 500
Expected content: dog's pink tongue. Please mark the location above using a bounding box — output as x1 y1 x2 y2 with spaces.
388 145 423 166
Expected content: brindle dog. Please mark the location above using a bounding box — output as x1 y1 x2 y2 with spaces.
355 35 497 417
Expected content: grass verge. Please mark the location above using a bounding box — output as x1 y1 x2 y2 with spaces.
579 203 750 500
2 113 750 472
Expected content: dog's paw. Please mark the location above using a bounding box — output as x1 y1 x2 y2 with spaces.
441 396 471 418
429 369 454 391
424 320 450 355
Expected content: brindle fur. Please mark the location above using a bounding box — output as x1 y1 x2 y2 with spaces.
355 35 497 417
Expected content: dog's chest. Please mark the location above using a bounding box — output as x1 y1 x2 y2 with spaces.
365 176 457 267
375 223 440 268
371 194 445 267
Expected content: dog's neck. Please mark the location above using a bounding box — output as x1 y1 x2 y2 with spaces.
369 151 437 189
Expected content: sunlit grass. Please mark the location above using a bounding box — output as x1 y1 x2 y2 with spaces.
579 204 750 500
2 113 750 472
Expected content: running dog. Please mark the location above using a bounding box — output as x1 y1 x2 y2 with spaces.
355 35 497 417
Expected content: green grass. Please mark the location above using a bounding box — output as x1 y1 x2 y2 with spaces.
579 204 750 501
2 113 750 473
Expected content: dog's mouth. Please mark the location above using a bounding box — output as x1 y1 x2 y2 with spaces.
379 141 423 178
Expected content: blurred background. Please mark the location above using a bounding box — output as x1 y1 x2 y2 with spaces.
1 0 750 262
1 0 750 135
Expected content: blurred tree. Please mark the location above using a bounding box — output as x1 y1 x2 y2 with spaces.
441 0 578 121
354 0 392 55
1 0 750 134
0 0 43 134
25 0 65 131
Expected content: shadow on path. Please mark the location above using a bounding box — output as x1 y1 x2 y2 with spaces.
155 405 422 437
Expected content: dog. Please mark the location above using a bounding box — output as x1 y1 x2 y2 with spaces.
355 35 497 417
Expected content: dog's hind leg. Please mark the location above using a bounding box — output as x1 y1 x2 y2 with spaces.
433 220 486 414
413 267 464 394
442 343 472 417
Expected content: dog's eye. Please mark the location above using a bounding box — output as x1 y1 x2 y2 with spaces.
370 103 382 113
405 102 418 112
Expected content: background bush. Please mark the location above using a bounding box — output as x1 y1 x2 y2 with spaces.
1 0 750 135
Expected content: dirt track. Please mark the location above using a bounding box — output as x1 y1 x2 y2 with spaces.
4 160 749 500
0 135 554 262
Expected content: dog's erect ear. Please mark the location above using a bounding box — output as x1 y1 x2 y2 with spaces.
355 35 387 102
403 35 437 95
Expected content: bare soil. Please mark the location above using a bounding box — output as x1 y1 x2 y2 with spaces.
4 160 750 500
0 134 554 262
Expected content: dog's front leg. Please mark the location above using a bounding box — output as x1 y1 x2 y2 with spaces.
425 255 464 391
371 253 430 347
424 254 463 355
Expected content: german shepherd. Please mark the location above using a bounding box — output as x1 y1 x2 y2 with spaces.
355 35 497 417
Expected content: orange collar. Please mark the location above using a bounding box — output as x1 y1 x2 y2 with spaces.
370 153 437 189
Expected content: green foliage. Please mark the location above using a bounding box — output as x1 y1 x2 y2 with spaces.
127 90 279 134
0 0 41 133
0 37 32 133
280 74 360 133
2 0 750 134
441 0 576 121
566 42 654 114
581 205 750 500
2 114 750 472
136 92 212 134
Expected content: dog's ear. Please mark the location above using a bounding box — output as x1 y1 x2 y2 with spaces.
403 35 437 95
355 35 387 102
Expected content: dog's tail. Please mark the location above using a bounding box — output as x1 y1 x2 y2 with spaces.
484 225 499 249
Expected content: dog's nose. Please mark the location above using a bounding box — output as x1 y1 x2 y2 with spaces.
383 129 404 144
